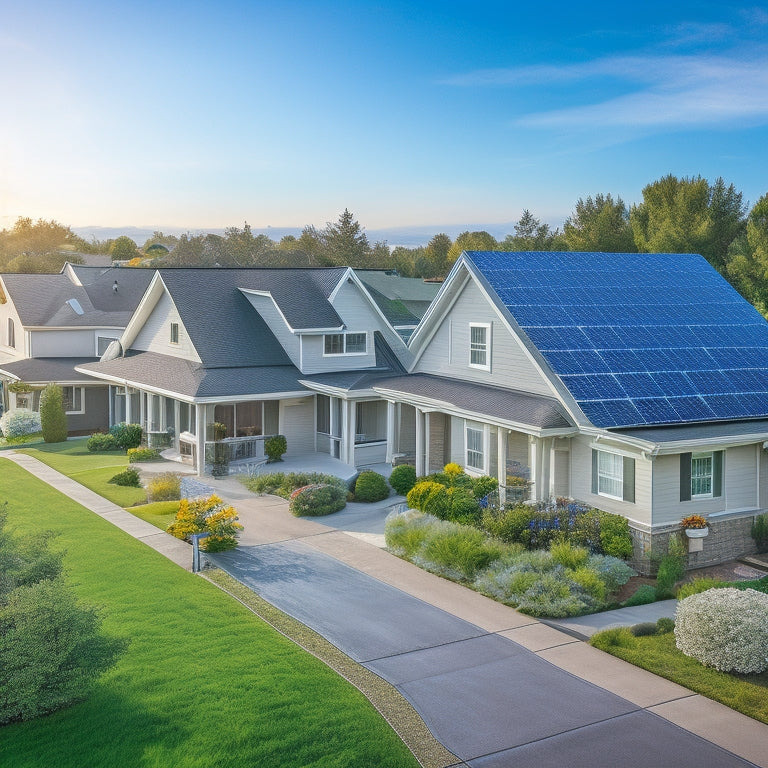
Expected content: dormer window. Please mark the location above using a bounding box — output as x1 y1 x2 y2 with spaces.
170 323 179 345
323 332 367 356
469 323 490 371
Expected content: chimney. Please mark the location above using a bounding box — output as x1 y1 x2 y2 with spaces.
113 280 119 293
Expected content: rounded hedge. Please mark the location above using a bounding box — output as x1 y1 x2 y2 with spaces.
675 588 768 673
87 432 119 452
354 471 389 502
0 409 41 439
289 484 347 517
389 464 417 495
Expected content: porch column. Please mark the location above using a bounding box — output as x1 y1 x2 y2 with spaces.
125 388 133 424
386 401 396 463
424 412 431 473
342 399 356 465
173 400 181 451
108 385 114 427
415 408 425 477
497 428 508 506
195 403 206 476
529 435 545 502
548 438 557 498
139 392 145 429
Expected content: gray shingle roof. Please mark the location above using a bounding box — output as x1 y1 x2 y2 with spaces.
0 357 99 383
355 270 440 327
372 373 573 430
77 351 304 399
615 419 768 445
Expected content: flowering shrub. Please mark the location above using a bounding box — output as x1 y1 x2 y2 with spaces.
146 472 181 502
127 447 161 463
288 484 346 517
167 494 242 551
680 514 708 529
0 409 41 439
242 471 346 499
675 588 768 673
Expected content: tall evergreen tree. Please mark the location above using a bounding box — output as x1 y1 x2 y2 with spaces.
562 194 636 252
39 384 68 443
501 210 561 251
322 209 370 266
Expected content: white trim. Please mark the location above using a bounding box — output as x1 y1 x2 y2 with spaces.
322 331 368 357
62 385 86 415
691 451 714 499
595 449 624 500
465 420 489 474
468 322 491 371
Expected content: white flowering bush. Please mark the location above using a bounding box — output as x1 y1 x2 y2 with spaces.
675 588 768 674
0 409 42 439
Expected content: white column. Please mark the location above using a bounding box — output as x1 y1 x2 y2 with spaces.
195 403 206 476
529 435 544 502
497 428 507 506
424 412 431 473
139 392 145 429
347 400 356 465
125 388 133 424
173 400 181 451
548 438 557 498
108 385 114 427
415 408 425 477
386 401 396 463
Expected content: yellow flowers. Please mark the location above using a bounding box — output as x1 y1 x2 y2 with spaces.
166 494 242 551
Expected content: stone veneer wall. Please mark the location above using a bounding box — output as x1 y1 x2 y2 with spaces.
629 513 760 575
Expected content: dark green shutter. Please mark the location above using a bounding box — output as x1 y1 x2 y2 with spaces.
713 450 723 498
591 449 598 494
680 452 692 502
622 457 635 503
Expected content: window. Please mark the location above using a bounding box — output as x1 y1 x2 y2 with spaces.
170 323 179 344
680 451 722 501
466 423 485 471
355 400 386 443
469 323 490 370
323 332 367 355
591 449 635 503
62 386 84 414
316 395 331 434
7 318 15 348
97 336 116 355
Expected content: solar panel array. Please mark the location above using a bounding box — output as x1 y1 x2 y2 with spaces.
466 251 768 429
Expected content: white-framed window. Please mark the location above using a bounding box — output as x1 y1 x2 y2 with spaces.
97 336 117 355
469 323 490 370
62 386 85 414
7 318 15 348
596 450 623 500
323 332 367 355
465 422 486 472
691 452 713 498
170 322 180 345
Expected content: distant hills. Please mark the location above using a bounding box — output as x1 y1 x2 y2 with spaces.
73 223 522 250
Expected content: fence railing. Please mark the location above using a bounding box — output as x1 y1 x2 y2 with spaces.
204 435 271 465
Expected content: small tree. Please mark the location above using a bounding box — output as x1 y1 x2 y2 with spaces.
39 383 68 443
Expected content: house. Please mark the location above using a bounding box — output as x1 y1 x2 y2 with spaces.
76 267 413 474
0 264 153 432
372 250 768 569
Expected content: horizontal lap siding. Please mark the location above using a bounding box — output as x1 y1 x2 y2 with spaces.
30 329 96 357
133 292 199 361
280 399 315 454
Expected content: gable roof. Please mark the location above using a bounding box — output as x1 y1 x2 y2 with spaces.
354 269 440 327
462 251 768 430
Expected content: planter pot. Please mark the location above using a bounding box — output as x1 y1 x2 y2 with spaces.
685 526 709 552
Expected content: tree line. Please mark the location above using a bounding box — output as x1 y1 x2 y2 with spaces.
2 174 767 313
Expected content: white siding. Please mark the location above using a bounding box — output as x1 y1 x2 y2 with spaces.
132 292 200 361
570 436 652 527
30 329 97 357
280 398 315 454
0 294 25 357
413 279 553 396
652 445 760 526
300 332 377 374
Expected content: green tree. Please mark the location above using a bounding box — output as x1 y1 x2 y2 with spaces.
726 193 768 312
0 217 87 271
562 194 636 252
142 231 179 250
447 231 498 266
419 232 452 277
39 384 68 443
0 503 123 724
109 236 140 262
501 210 560 251
630 175 746 271
322 209 370 266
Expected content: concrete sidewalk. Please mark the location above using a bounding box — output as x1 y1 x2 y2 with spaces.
5 451 767 768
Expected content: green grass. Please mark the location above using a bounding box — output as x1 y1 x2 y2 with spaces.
590 628 768 724
129 500 180 530
0 458 418 768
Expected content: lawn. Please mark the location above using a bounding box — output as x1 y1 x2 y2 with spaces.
590 628 768 725
128 500 180 530
0 458 418 768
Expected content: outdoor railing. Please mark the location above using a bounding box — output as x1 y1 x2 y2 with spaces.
203 434 274 465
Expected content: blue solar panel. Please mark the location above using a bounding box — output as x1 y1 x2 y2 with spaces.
467 251 768 428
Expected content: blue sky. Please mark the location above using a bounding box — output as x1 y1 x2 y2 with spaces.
2 1 767 234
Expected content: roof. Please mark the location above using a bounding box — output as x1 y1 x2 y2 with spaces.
77 351 305 399
355 269 440 327
1 266 153 327
371 373 573 431
0 357 99 383
464 251 768 430
155 268 349 367
614 419 768 446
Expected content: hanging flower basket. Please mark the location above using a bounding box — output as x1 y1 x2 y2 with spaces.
681 514 709 551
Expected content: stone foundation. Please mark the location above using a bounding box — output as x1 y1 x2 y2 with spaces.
629 513 760 575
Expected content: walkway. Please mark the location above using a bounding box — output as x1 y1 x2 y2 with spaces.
5 451 767 767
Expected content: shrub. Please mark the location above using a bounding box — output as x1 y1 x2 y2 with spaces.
354 471 390 502
656 617 675 634
655 535 687 599
623 584 658 607
87 432 119 452
406 481 449 519
445 487 481 524
596 513 634 559
127 447 161 463
676 577 728 600
675 588 768 673
550 541 589 569
389 464 417 495
39 384 68 443
630 622 659 637
585 555 636 592
167 494 242 551
569 566 607 602
289 484 347 517
109 422 143 451
242 471 347 499
385 511 439 558
481 504 534 546
264 434 287 462
471 475 498 500
420 525 503 581
751 513 768 553
590 627 635 650
108 468 141 487
146 472 181 502
514 572 594 618
0 409 41 439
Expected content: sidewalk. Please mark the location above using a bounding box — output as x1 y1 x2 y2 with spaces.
6 451 768 768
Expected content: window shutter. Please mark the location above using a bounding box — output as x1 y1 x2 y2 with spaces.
713 450 723 498
591 449 598 494
680 453 692 502
622 457 635 503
